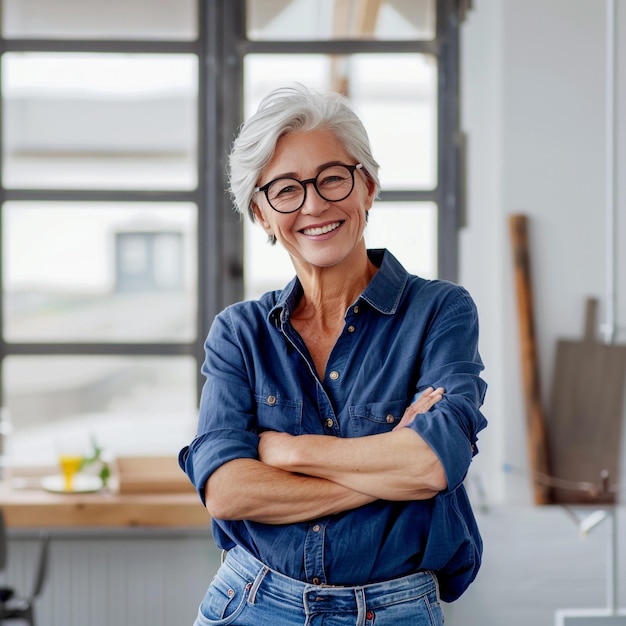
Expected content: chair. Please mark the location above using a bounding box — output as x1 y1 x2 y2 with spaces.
0 510 50 626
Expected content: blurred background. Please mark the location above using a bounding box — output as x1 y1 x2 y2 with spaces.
1 1 626 625
0 0 442 471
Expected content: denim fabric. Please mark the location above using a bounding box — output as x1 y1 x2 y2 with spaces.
180 249 488 602
193 546 444 626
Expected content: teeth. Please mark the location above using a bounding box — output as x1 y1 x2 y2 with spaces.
302 222 341 236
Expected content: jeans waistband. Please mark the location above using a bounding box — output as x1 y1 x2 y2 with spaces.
223 545 438 613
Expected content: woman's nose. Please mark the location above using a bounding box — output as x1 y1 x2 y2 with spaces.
300 181 328 214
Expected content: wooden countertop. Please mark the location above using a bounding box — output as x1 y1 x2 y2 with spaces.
0 470 211 529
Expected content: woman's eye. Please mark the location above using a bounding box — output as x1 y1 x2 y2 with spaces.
270 181 300 199
319 175 344 187
276 184 297 195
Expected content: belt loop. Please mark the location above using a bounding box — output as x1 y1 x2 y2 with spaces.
248 565 269 605
355 587 366 626
430 571 441 604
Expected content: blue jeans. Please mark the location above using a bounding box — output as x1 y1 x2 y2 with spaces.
193 545 444 626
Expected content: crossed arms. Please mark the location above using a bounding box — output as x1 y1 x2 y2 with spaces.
204 386 445 524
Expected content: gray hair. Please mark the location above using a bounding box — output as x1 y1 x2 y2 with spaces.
228 83 381 224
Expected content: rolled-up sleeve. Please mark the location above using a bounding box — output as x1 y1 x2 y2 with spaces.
408 287 488 490
178 309 260 504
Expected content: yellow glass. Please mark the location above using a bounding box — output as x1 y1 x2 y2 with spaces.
59 454 83 491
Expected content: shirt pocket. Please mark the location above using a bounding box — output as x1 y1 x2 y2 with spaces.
255 393 303 435
348 399 407 436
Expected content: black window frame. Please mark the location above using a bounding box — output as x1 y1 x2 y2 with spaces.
0 0 464 411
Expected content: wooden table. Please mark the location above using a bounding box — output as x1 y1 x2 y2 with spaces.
0 480 210 529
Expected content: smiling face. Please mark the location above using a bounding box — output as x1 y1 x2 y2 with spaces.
252 130 376 273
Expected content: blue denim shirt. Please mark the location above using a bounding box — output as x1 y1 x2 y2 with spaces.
179 249 488 602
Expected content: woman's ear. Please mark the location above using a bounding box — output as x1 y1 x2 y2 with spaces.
364 176 376 211
252 202 273 236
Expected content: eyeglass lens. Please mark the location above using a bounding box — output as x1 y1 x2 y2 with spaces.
266 164 355 213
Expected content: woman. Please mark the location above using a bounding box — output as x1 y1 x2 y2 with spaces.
179 84 488 626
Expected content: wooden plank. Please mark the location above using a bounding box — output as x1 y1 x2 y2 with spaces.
548 298 626 504
116 456 195 494
332 0 352 36
354 0 382 36
509 214 552 504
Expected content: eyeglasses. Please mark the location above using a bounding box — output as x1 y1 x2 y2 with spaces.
254 163 364 214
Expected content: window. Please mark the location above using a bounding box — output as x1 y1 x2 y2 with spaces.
0 0 205 468
243 51 439 297
0 0 463 470
242 0 463 298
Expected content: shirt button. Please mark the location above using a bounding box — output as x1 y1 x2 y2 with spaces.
329 371 339 380
353 305 359 314
325 418 334 428
386 414 395 424
267 395 276 405
312 524 321 532
347 325 355 333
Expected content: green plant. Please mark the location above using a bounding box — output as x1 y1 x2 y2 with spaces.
80 437 111 487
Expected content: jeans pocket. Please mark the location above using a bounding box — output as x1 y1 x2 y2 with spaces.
367 586 444 626
195 571 252 626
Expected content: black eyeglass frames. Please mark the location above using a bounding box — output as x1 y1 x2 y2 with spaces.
254 163 364 214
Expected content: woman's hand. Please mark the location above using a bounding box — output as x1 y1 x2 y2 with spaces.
258 431 294 468
392 386 444 431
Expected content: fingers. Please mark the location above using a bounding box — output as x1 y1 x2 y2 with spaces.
393 410 418 430
412 386 444 411
392 386 445 431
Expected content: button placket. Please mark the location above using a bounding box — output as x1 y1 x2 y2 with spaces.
346 303 360 335
303 520 326 585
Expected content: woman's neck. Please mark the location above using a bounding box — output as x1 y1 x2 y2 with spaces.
291 251 377 328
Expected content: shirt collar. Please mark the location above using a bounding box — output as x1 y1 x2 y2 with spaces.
268 249 409 327
360 249 409 314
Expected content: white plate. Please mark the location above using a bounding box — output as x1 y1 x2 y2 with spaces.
41 474 103 494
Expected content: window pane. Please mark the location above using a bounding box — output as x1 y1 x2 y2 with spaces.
244 220 294 300
247 0 435 41
2 0 197 40
2 53 198 190
365 202 437 278
245 53 437 190
3 202 197 342
3 356 197 468
351 55 437 190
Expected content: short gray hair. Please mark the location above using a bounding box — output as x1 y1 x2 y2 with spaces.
228 83 381 224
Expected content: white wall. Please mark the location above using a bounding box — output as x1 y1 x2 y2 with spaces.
460 0 626 505
453 0 626 623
